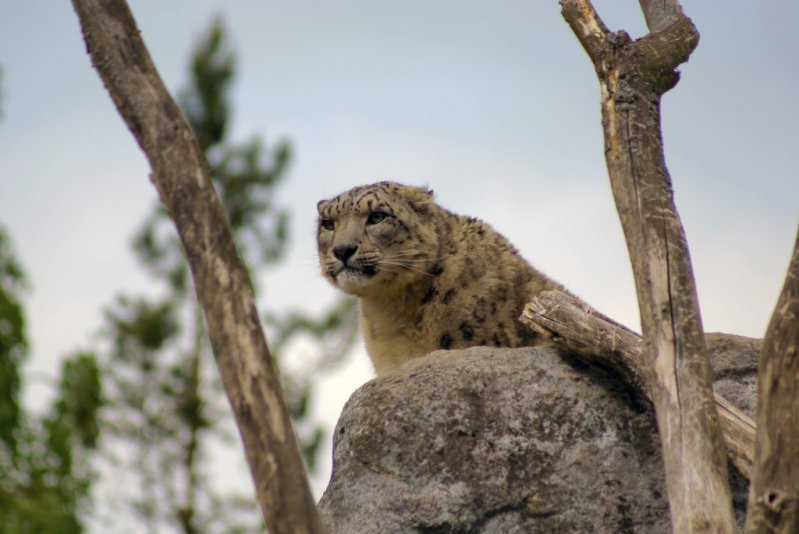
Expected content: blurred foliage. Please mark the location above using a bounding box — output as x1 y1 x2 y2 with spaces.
0 227 102 533
97 16 357 533
0 227 26 449
0 19 357 533
265 296 358 471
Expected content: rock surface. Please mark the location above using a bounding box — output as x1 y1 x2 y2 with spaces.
319 335 758 533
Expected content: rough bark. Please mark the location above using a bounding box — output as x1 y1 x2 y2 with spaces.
70 2 326 532
560 0 735 530
521 289 756 479
746 229 799 533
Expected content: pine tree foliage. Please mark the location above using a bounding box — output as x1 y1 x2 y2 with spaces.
0 228 26 450
0 228 102 533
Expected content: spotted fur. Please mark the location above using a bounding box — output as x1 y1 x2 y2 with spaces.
317 181 564 375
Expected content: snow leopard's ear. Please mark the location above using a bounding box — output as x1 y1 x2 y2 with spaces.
405 185 435 215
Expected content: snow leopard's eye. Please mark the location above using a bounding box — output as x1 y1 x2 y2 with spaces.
366 211 388 225
320 219 335 231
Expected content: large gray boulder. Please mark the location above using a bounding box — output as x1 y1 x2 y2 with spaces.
319 335 757 532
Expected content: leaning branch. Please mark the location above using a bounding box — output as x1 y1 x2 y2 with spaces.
70 2 326 532
561 0 734 530
521 290 756 479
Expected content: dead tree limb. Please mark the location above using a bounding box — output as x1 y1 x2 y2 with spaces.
70 1 326 532
521 290 756 479
560 0 735 530
746 229 799 533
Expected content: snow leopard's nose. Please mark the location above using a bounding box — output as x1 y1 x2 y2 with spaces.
333 244 358 263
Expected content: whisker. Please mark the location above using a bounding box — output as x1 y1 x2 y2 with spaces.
382 259 445 270
384 252 443 261
379 260 437 276
383 252 445 263
384 250 426 257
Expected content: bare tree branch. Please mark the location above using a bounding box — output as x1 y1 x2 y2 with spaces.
638 0 684 33
70 1 326 532
746 228 799 533
521 289 756 479
560 0 735 530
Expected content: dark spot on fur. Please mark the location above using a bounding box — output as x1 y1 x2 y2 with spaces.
442 289 456 304
415 311 425 326
430 264 444 276
472 300 487 324
459 322 474 341
421 284 437 305
462 262 477 282
518 324 538 343
440 333 453 349
396 219 410 234
496 286 508 302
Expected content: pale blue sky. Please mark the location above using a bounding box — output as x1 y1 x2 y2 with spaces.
1 0 797 514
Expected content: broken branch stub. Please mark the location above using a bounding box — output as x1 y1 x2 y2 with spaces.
521 289 755 479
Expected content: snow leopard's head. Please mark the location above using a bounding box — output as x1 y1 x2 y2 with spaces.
317 181 439 296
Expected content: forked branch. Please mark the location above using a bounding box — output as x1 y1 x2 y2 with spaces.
560 0 734 530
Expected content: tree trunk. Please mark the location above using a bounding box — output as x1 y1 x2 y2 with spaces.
746 229 799 533
70 2 326 532
560 0 735 530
